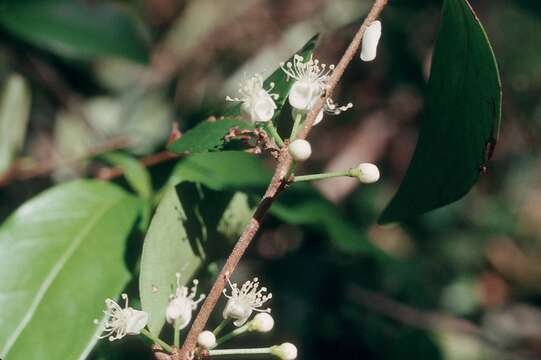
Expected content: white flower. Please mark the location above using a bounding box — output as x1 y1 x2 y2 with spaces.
223 277 272 327
97 293 149 341
288 139 312 162
354 163 380 183
166 273 205 328
271 343 298 360
249 313 274 333
281 55 335 111
314 98 354 125
197 330 217 349
360 20 382 62
226 73 278 123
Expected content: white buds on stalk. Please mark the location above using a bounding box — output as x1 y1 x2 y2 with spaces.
271 343 298 360
249 313 275 333
360 20 382 62
288 139 312 161
354 163 380 183
197 330 217 349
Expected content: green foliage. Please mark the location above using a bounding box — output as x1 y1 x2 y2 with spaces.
140 183 253 335
0 74 31 174
0 0 149 63
167 119 253 154
100 152 152 200
380 0 502 223
0 180 139 359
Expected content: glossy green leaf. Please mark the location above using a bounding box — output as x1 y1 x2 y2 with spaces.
0 74 31 174
0 0 149 63
379 0 501 224
167 119 253 154
140 183 253 335
0 180 139 359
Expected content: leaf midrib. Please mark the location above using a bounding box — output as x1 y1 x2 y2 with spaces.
1 195 124 357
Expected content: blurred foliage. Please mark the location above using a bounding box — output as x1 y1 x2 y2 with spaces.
0 0 540 360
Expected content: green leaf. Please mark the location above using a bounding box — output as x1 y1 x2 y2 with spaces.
165 151 271 192
0 0 149 63
271 184 388 257
167 119 253 154
0 74 31 174
100 152 152 199
379 0 501 224
168 34 319 154
0 180 139 359
140 183 253 335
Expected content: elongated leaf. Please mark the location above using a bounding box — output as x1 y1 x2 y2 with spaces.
167 119 253 154
0 180 139 359
0 0 149 63
379 0 501 224
0 74 31 174
140 183 253 335
168 34 319 154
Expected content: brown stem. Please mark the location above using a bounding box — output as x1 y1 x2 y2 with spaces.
297 0 389 141
176 1 389 359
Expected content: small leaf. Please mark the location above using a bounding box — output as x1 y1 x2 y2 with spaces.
0 74 31 174
0 180 139 359
100 152 152 199
140 183 253 335
379 0 501 224
0 0 149 63
167 119 253 154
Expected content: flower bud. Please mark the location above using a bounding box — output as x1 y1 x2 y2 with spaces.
271 343 298 360
197 330 216 349
249 313 274 333
288 139 312 161
360 20 382 62
354 163 380 183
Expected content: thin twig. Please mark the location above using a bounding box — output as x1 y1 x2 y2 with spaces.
176 1 389 359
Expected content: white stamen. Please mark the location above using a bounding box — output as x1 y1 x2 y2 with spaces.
222 277 272 327
97 293 149 341
166 272 205 329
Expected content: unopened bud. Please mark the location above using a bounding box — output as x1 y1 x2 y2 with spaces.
288 139 312 161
